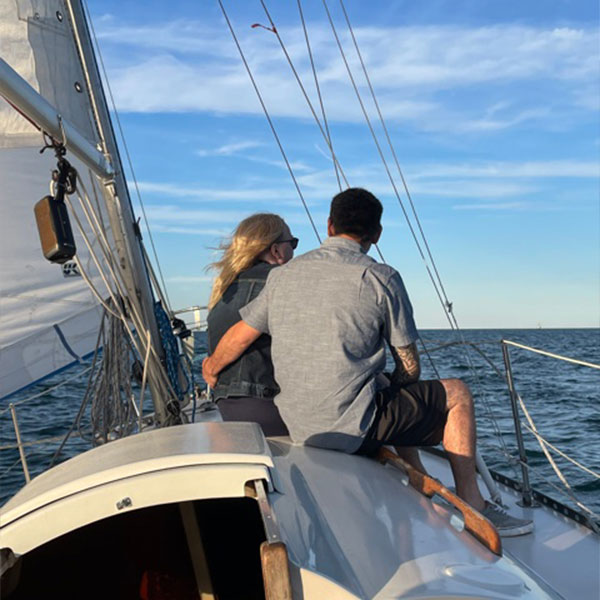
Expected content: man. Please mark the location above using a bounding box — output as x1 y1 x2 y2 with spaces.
203 188 532 537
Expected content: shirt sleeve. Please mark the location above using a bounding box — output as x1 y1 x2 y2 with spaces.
380 269 419 347
239 273 271 334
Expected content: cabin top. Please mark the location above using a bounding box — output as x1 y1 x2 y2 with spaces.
1 422 273 527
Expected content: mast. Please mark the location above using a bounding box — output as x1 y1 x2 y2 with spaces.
61 0 173 424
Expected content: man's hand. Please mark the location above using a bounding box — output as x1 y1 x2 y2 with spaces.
201 320 262 388
391 342 421 386
202 356 218 388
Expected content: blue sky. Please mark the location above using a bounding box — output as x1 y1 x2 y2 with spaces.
87 0 599 328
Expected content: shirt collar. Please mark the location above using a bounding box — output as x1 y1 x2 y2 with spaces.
321 236 367 254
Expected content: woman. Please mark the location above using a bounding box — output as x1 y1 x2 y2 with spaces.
206 213 298 436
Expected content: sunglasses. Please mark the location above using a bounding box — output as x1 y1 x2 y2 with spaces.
276 237 299 250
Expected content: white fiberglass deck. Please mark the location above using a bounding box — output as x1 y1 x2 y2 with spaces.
2 420 597 599
267 439 566 599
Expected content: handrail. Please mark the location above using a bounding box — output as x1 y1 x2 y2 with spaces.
377 447 502 556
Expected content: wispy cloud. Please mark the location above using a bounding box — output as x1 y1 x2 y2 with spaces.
196 140 263 156
94 18 598 133
453 202 532 210
133 181 304 204
151 224 231 236
411 160 600 179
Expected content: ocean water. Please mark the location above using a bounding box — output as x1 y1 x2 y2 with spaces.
1 328 598 519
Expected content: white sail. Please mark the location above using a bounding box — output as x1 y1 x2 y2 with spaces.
0 0 114 399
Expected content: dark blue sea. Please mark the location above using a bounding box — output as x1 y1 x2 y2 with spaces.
1 328 598 519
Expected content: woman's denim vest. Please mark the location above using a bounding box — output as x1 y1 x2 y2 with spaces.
207 262 279 400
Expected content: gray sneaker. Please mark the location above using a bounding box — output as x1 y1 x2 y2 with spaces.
481 502 534 537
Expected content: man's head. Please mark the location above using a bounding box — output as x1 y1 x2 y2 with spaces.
327 188 383 247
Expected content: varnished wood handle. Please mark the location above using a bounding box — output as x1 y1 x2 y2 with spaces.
377 447 502 556
260 541 293 600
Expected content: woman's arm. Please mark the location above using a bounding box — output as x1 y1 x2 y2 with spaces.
202 320 262 387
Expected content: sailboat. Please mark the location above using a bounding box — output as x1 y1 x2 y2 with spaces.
1 2 598 599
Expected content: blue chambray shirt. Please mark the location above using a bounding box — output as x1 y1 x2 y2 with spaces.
240 236 418 452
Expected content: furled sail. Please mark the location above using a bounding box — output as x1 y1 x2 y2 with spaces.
0 0 115 399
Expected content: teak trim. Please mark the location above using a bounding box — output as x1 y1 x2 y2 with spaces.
377 447 502 556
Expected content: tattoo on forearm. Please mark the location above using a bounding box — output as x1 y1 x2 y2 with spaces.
391 343 421 385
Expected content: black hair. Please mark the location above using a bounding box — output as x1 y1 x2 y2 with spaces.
329 188 383 241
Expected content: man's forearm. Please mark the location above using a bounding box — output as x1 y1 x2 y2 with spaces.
391 342 421 385
202 320 261 387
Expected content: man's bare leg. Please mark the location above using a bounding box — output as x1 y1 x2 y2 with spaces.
394 447 427 474
440 379 486 511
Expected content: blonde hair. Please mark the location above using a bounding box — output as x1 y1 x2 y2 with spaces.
208 213 287 309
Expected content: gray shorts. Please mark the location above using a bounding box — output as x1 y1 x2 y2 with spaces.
356 380 447 456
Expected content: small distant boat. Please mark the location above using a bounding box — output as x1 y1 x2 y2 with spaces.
1 2 598 599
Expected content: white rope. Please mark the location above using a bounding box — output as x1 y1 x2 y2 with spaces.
503 339 600 369
69 185 177 404
338 0 458 325
521 422 600 479
65 196 129 319
70 183 155 357
478 440 600 522
516 392 596 517
138 330 152 432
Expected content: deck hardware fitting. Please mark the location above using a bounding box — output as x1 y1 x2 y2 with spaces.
116 497 132 510
254 479 281 543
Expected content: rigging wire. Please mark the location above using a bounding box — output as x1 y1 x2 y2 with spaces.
337 0 455 321
297 0 342 191
81 0 172 311
320 0 513 459
253 0 385 261
258 0 349 189
70 177 181 408
319 0 452 324
218 0 322 244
